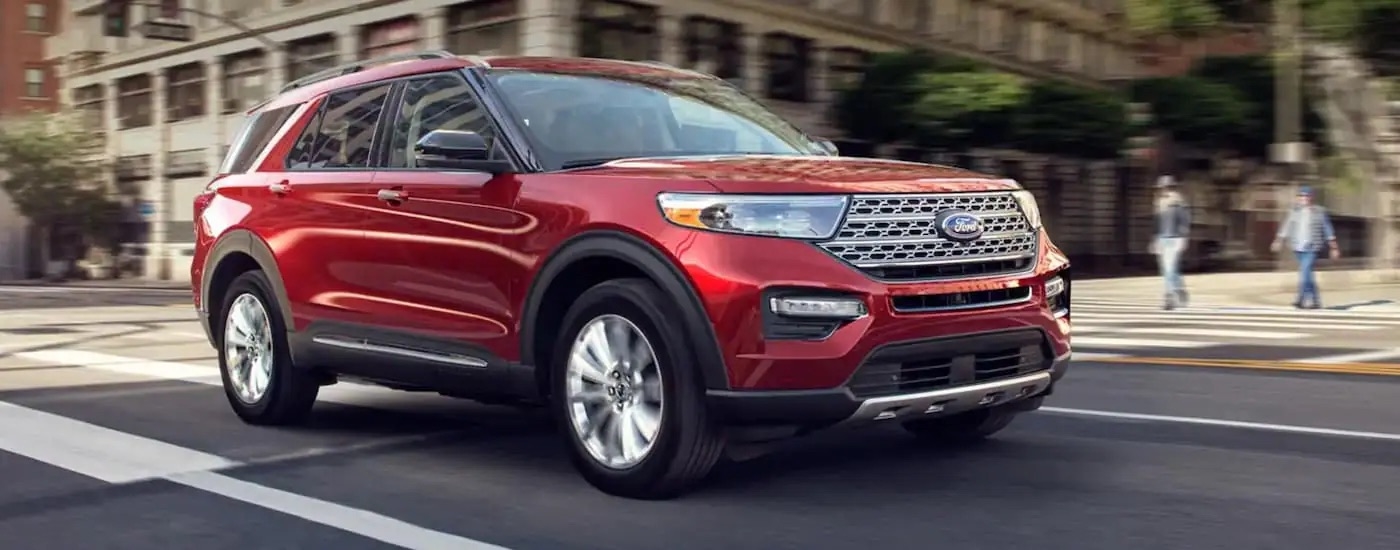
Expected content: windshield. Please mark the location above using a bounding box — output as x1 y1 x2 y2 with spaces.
484 69 830 170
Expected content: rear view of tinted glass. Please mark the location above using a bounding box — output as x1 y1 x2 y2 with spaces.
219 105 298 174
286 84 391 169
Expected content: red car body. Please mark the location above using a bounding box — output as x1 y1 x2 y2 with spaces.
191 52 1072 498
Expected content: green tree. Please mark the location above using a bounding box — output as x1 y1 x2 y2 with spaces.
908 69 1027 149
0 113 120 265
1131 75 1252 152
1013 81 1130 159
1126 0 1224 37
832 50 941 144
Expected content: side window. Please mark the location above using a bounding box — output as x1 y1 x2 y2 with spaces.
219 105 297 174
285 108 322 169
386 74 504 168
289 84 391 169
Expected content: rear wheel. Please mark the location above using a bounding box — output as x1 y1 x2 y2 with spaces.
900 406 1019 444
552 278 725 499
216 270 319 426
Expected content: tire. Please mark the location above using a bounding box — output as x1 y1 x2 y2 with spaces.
215 270 319 426
900 405 1019 444
551 278 726 499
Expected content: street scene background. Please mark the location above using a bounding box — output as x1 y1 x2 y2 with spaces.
1 0 1400 548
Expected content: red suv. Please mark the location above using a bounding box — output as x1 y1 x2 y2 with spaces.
192 51 1072 499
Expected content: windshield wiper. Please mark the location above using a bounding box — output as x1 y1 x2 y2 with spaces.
560 157 629 169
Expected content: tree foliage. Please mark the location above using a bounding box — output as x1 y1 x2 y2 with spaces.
1125 0 1224 37
1014 81 1131 159
832 50 1129 159
909 69 1026 148
0 113 122 253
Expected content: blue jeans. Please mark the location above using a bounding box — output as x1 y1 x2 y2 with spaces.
1157 236 1186 301
1295 250 1320 305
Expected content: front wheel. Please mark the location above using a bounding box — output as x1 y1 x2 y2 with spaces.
551 278 725 499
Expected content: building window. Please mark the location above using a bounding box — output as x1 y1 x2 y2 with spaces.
577 0 658 61
166 63 206 122
446 0 521 55
26 3 47 32
165 149 208 177
827 47 870 95
763 33 812 102
24 68 45 98
115 155 154 181
362 17 422 59
286 34 338 81
74 85 106 132
680 16 743 81
117 74 153 129
222 50 266 114
1047 24 1069 66
890 0 927 32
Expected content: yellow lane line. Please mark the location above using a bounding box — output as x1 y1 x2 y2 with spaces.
1084 355 1400 377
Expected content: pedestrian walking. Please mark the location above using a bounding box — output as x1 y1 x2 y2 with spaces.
1270 186 1341 309
1151 176 1190 310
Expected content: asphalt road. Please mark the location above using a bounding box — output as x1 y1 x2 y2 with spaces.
2 284 1400 550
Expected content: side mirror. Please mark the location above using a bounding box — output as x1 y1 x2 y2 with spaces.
414 129 512 174
814 137 839 156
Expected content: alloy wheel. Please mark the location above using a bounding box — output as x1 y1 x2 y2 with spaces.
564 314 665 470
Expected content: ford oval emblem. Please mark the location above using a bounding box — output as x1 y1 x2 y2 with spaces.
936 210 985 242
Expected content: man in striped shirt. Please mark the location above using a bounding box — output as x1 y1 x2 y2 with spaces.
1270 186 1341 309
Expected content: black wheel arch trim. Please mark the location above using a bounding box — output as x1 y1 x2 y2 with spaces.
200 228 295 331
519 230 732 390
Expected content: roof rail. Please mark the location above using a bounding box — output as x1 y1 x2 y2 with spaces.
635 60 676 68
277 50 457 94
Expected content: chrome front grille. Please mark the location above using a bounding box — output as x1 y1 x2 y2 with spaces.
818 192 1037 281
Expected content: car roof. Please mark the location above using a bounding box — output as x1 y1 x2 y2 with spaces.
256 54 709 113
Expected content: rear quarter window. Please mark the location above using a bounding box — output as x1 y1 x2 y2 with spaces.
218 105 299 174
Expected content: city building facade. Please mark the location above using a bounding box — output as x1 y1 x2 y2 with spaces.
47 0 1143 281
0 0 60 279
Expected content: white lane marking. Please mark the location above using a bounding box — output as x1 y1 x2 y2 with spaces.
15 349 400 405
0 285 188 294
1070 352 1126 361
0 401 236 483
1073 312 1400 326
122 330 209 341
1112 327 1304 339
1073 303 1400 319
170 471 508 550
0 398 508 550
1041 406 1400 442
1070 336 1212 349
1075 317 1383 330
1294 347 1400 365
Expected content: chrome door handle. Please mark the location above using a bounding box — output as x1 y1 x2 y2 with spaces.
269 181 290 194
377 189 406 203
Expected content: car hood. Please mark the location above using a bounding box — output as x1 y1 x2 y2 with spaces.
571 155 1020 194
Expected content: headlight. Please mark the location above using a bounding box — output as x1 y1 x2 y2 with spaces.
656 193 849 239
1011 190 1042 229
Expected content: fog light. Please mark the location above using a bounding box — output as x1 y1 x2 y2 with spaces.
1045 276 1065 298
769 296 867 320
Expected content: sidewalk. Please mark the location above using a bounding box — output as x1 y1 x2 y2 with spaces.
0 278 188 290
1076 268 1400 308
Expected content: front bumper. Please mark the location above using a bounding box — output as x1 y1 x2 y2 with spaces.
674 229 1071 391
707 343 1070 428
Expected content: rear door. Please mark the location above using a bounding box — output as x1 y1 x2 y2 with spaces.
272 82 394 332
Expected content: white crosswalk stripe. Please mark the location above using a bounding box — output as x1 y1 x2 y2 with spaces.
1067 298 1400 359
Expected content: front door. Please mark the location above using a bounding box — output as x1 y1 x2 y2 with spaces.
358 71 527 366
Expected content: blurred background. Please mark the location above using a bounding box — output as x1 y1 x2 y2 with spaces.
0 0 1397 283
